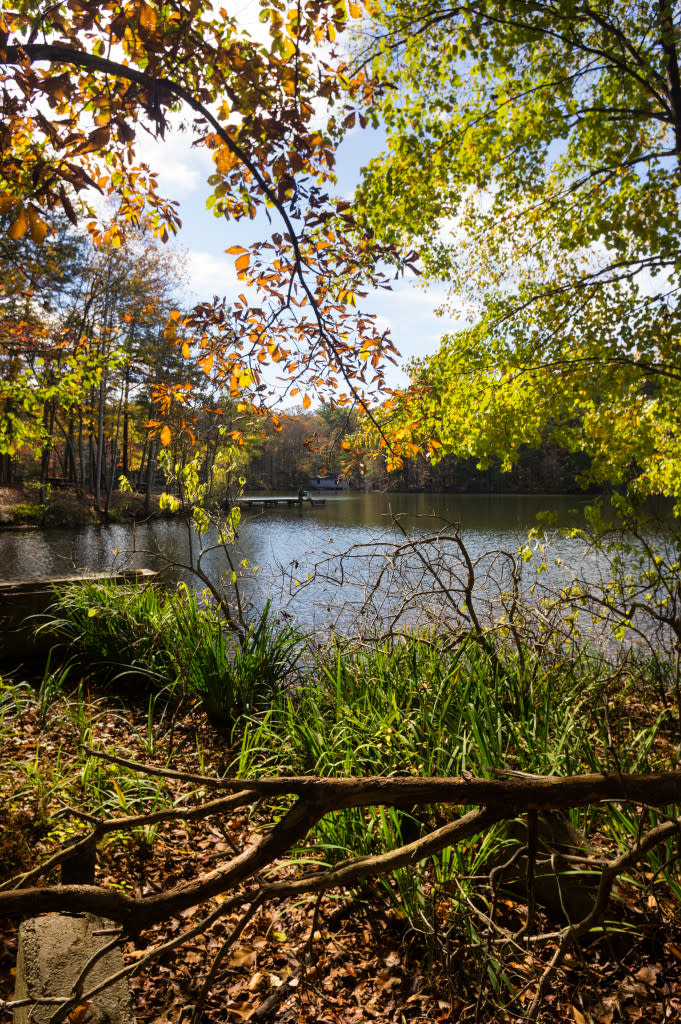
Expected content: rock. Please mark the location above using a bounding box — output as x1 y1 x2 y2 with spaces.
13 914 135 1024
491 811 602 924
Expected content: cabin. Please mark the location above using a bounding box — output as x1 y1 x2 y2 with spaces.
307 474 348 491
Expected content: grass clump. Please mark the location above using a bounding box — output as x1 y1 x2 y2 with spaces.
9 502 46 524
40 580 306 729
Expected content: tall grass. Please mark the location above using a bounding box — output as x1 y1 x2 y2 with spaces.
39 580 306 729
237 638 661 782
39 580 176 687
167 594 306 729
235 636 678 949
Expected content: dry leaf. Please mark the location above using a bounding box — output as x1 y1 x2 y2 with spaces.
67 1004 90 1024
634 964 660 986
247 971 266 992
227 948 257 969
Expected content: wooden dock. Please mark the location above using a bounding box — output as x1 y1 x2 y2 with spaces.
232 496 326 509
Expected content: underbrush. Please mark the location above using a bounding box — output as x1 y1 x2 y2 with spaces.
3 586 681 1020
236 637 681 973
37 580 305 729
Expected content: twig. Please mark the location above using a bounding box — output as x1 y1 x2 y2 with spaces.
191 895 263 1024
49 934 125 1024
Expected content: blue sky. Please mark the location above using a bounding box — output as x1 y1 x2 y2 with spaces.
136 113 463 394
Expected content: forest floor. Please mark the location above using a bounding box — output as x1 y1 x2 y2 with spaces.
2 683 681 1024
0 484 167 527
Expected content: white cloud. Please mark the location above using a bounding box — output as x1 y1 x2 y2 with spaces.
134 122 212 196
185 250 240 301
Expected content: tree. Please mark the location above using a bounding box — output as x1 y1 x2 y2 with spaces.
0 209 192 504
0 215 104 486
1 0 410 448
356 0 681 503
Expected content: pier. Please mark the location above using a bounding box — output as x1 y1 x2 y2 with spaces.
232 496 326 509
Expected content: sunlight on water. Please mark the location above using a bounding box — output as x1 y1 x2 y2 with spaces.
0 492 614 639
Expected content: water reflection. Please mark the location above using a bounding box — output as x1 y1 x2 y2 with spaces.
0 493 602 631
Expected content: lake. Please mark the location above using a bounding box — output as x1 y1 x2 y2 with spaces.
0 491 629 641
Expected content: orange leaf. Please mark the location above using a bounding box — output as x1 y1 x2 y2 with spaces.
138 1 157 32
160 425 171 447
28 207 48 245
182 342 191 358
302 394 311 409
67 1003 90 1024
226 245 248 255
7 205 28 241
0 195 18 216
216 148 238 175
235 253 250 272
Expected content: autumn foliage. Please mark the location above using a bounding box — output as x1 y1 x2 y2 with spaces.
0 0 417 460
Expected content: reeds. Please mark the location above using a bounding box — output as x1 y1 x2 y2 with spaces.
38 580 306 729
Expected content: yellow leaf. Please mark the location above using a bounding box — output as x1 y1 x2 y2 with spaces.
303 394 311 409
200 353 214 375
182 342 191 358
160 425 171 447
7 205 28 241
28 207 48 245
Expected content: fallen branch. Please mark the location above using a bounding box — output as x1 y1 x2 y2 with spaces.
3 766 681 1021
3 771 681 928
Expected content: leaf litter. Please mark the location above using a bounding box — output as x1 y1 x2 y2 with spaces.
0 694 680 1023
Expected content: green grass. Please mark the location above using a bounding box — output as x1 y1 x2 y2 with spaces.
38 580 307 729
234 636 679 956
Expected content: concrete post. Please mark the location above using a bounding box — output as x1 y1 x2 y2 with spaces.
13 914 135 1024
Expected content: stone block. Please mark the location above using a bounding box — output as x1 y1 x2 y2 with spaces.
14 914 135 1024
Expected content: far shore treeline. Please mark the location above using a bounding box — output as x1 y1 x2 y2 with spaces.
0 216 596 508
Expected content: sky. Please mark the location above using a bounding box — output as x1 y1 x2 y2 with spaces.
133 79 463 395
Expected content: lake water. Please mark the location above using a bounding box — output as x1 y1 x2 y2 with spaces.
0 492 627 641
